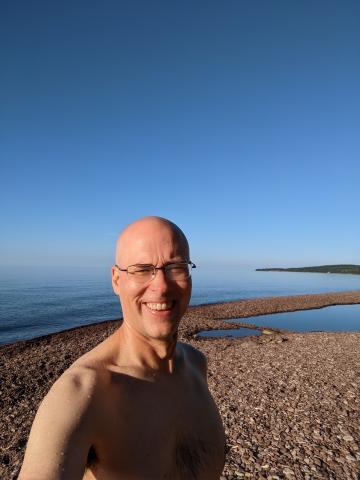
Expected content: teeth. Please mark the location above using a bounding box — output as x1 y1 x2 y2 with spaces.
146 302 172 311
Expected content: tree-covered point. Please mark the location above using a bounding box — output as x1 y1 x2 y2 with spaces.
256 264 360 275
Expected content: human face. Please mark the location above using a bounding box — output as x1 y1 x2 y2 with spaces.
112 221 192 341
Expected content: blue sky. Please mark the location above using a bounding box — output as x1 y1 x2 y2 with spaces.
1 1 359 268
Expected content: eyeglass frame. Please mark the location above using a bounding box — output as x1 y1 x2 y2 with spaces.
114 261 196 282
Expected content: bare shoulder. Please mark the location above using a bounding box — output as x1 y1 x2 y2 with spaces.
29 363 98 436
18 361 103 479
49 361 100 407
178 342 208 379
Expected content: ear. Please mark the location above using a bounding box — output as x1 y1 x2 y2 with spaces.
111 266 121 295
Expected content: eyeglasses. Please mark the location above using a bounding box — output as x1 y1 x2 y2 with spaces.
114 261 196 284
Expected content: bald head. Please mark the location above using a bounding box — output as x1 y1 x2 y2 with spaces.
115 216 190 266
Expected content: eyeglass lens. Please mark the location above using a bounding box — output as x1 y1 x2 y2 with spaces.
128 263 192 282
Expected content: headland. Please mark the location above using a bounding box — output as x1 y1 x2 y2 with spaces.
256 264 360 275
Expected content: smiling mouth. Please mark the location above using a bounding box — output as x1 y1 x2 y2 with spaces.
145 301 174 311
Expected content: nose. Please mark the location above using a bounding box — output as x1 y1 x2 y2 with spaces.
150 268 171 292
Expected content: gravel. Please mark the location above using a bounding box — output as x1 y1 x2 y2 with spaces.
1 290 360 479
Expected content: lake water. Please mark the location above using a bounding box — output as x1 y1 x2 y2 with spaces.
228 304 360 333
1 265 360 345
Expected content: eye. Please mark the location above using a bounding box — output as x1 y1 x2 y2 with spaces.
166 263 189 278
168 264 187 272
130 265 154 276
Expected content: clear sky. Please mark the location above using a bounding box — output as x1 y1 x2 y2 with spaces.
1 1 359 268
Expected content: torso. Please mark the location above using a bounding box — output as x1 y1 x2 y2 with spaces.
81 343 225 480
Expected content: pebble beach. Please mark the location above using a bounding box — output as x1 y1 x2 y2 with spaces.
1 290 360 479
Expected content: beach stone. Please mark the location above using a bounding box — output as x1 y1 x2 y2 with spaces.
283 466 295 477
345 454 356 462
2 292 360 479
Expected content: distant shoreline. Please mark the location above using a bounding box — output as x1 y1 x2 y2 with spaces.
256 264 360 275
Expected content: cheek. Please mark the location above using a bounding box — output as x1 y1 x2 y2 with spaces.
119 283 143 307
176 282 192 302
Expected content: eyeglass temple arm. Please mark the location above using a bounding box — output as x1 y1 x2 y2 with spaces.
114 264 127 272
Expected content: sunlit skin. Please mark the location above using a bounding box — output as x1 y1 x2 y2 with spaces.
112 217 192 373
18 217 225 480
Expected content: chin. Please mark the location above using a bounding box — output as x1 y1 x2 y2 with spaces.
146 326 178 342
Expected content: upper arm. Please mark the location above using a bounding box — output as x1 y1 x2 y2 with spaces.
180 343 208 381
194 348 208 380
18 368 97 480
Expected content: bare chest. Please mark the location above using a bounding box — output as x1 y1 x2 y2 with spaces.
88 374 225 479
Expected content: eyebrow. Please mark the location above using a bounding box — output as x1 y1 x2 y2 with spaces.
130 261 188 267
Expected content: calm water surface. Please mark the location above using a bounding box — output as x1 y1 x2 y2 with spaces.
228 304 360 333
1 265 360 345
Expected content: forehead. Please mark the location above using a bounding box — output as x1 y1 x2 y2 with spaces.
117 221 189 264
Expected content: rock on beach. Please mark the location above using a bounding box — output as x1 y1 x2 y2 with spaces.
1 291 360 479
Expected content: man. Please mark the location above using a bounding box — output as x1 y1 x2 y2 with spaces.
19 216 225 480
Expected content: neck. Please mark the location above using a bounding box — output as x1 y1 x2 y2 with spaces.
115 321 179 374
